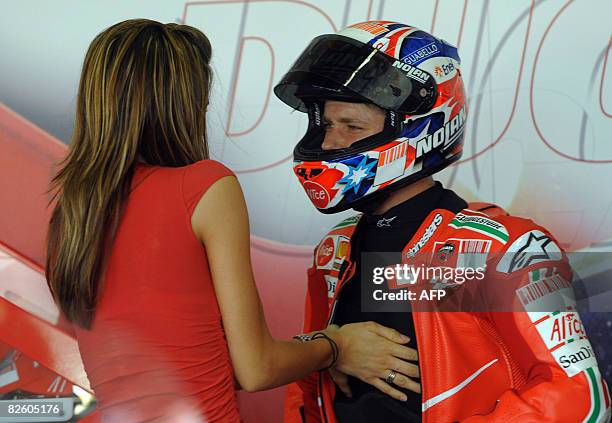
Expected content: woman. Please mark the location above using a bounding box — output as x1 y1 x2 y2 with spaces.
45 19 417 422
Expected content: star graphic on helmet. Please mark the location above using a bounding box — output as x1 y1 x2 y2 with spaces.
339 156 377 195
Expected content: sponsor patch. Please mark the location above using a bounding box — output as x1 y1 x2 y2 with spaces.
374 141 414 185
406 213 444 258
435 242 455 262
392 60 431 84
414 106 467 158
517 270 574 312
496 230 563 273
401 42 439 65
559 346 596 373
316 237 335 269
316 235 351 270
434 61 455 77
528 306 596 377
304 180 330 209
334 238 350 270
432 238 492 269
324 274 339 298
448 212 509 244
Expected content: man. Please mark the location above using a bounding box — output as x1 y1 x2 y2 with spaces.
274 21 611 422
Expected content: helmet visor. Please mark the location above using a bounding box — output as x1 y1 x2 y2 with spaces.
274 35 437 114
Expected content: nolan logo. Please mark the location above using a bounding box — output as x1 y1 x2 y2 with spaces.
414 106 466 158
304 181 330 208
392 60 430 84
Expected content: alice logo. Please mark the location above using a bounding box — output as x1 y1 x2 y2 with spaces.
550 313 584 343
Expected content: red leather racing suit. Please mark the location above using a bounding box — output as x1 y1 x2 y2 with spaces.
284 203 611 423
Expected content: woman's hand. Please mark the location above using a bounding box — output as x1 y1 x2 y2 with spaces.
325 322 420 402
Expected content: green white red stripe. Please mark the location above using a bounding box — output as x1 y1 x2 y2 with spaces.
448 212 509 243
582 367 611 422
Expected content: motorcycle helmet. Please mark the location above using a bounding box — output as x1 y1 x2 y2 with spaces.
274 21 467 213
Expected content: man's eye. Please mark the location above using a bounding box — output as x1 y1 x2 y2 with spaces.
348 125 363 131
322 123 332 130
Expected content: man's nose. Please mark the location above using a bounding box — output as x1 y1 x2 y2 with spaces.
321 128 346 150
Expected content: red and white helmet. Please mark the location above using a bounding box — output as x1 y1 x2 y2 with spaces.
274 21 467 213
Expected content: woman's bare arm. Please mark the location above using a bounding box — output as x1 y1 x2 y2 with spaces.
192 176 419 399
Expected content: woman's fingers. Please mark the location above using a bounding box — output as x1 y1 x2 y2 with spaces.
389 342 418 362
369 378 408 402
394 374 421 394
330 368 352 398
389 358 420 378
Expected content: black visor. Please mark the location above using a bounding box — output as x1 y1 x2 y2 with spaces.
274 35 438 115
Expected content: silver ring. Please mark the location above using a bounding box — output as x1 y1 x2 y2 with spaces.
385 369 397 384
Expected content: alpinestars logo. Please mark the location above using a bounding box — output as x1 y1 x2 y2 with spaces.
497 230 563 273
414 106 466 158
406 213 443 258
508 233 561 272
377 216 397 228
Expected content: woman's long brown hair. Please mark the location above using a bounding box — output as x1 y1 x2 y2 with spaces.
46 19 213 329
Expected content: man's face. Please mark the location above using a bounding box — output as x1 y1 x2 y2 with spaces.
321 100 385 150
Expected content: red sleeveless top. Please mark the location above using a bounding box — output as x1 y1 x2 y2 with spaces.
73 160 241 423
